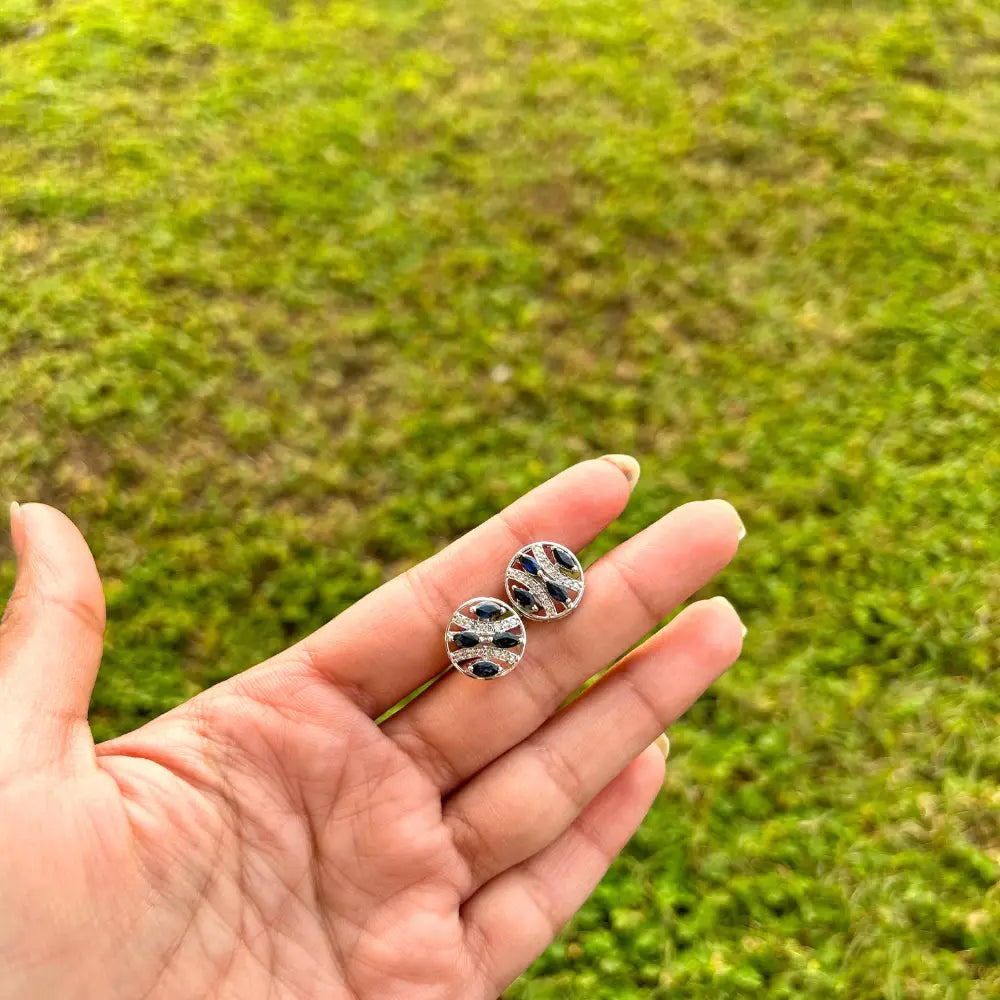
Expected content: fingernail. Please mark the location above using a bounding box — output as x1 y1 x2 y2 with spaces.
9 502 24 560
711 595 747 638
654 733 671 761
600 454 640 493
736 515 746 542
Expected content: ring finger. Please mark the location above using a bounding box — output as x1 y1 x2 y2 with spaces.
451 596 744 898
382 498 743 792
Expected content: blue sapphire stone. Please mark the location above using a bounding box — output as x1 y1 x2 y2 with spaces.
552 547 576 571
511 586 535 610
546 580 570 603
519 553 539 576
492 631 522 649
474 601 504 621
471 660 501 678
453 631 480 648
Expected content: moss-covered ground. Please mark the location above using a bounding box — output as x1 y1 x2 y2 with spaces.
2 1 999 995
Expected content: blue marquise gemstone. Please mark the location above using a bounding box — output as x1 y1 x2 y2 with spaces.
492 631 522 649
453 631 480 648
511 586 535 609
552 547 576 571
474 601 504 620
520 553 540 575
471 660 501 678
546 580 570 603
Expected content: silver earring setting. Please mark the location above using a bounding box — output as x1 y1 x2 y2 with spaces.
446 542 584 680
445 597 526 679
505 541 584 621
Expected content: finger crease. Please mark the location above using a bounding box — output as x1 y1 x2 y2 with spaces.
444 805 495 898
614 663 668 732
389 722 464 794
405 562 459 640
608 557 662 628
533 739 592 813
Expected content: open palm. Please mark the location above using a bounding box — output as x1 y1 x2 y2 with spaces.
0 460 744 1000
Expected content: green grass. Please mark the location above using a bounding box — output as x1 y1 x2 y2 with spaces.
2 0 1000 995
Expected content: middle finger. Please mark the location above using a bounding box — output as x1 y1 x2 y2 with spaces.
382 498 743 792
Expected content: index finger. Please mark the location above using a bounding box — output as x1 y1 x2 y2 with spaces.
283 458 636 717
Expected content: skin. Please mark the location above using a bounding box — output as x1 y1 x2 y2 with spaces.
0 458 744 1000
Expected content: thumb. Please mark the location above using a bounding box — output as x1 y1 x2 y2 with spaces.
1 502 106 765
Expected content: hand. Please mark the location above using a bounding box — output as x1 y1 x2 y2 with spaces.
0 459 744 1000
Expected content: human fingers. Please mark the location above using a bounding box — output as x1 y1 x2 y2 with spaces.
462 741 668 996
252 458 637 717
0 503 106 769
384 500 742 792
445 597 743 894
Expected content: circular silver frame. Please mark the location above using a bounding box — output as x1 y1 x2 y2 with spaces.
445 596 526 679
504 541 585 621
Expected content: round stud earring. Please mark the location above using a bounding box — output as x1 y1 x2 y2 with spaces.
445 597 526 679
504 541 585 621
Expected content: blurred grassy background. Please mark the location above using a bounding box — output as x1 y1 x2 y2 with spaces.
2 0 999 996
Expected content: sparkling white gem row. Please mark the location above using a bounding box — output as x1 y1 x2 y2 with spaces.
450 610 522 635
450 645 522 665
532 545 583 592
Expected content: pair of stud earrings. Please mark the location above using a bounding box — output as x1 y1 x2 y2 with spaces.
445 541 585 680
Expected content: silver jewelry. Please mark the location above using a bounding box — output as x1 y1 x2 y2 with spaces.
445 597 526 679
504 541 584 621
